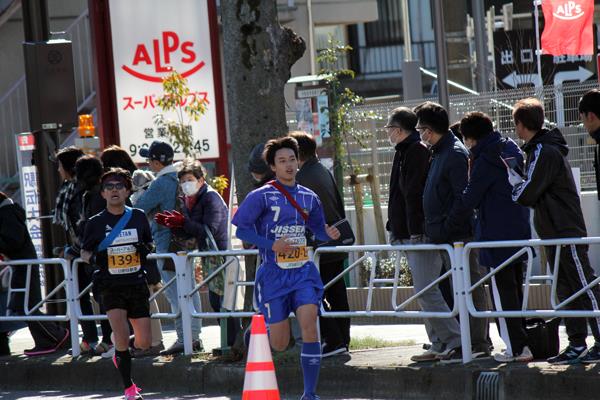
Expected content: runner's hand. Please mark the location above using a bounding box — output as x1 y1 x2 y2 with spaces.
272 237 295 254
325 224 341 240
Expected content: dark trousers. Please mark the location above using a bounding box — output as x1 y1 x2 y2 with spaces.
26 316 68 348
319 259 351 347
78 267 99 343
547 244 600 347
489 261 528 354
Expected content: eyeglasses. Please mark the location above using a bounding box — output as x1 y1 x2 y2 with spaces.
384 124 401 129
102 182 126 191
415 126 431 133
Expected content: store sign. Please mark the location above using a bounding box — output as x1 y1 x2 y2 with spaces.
109 0 220 162
493 28 595 89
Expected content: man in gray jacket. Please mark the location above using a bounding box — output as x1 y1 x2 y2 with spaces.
289 131 351 357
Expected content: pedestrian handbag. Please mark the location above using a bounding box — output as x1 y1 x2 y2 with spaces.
268 180 355 247
525 317 561 359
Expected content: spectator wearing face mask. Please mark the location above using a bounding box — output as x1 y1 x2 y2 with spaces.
156 159 240 346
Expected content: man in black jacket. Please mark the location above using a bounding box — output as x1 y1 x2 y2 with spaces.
385 107 462 363
414 101 490 362
289 131 351 357
0 191 69 356
510 97 600 364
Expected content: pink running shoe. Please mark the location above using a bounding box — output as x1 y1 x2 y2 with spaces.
124 383 143 400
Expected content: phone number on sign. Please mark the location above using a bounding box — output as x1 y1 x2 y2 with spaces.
129 139 211 158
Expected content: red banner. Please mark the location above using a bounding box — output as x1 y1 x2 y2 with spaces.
541 0 594 55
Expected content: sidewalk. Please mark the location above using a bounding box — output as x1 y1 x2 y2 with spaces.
2 323 600 399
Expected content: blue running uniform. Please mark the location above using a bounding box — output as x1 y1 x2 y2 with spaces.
232 181 331 324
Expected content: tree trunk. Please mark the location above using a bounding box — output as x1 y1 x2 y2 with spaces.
221 0 306 201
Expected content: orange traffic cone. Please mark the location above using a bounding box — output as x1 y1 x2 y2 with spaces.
242 314 280 400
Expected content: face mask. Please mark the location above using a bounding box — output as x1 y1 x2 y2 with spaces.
181 181 199 196
420 133 431 148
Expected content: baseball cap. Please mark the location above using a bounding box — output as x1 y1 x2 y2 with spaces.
247 143 269 175
139 140 174 164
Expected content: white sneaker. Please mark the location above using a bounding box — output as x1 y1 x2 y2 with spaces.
494 346 533 363
101 345 115 359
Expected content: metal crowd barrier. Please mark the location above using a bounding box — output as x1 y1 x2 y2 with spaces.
461 237 600 363
0 258 72 323
314 244 460 318
7 238 600 364
69 255 181 357
180 249 258 354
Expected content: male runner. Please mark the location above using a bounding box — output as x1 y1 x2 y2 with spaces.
232 137 340 400
81 168 153 400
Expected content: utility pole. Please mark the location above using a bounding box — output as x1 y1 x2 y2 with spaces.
307 0 316 75
23 0 77 314
401 0 423 100
432 0 450 111
472 0 488 92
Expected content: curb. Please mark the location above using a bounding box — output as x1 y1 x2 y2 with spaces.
2 348 600 399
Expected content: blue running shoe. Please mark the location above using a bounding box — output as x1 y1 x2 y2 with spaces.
300 395 320 400
547 345 586 365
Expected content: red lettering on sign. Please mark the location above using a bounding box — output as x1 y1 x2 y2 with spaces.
132 45 152 65
122 31 203 83
163 31 179 64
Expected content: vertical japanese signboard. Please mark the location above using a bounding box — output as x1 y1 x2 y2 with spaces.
15 133 46 303
295 86 329 146
109 0 222 162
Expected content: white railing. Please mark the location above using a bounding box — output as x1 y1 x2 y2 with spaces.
0 258 71 322
5 237 600 363
314 244 459 318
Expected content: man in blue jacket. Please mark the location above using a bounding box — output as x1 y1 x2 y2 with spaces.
136 140 203 355
448 112 533 362
414 101 490 362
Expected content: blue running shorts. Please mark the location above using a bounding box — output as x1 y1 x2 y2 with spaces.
255 261 324 324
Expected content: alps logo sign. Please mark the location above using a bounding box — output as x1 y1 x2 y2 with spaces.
541 0 594 56
123 31 205 83
551 1 585 20
109 0 222 162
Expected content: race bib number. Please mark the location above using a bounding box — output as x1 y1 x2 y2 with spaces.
107 244 141 275
276 236 310 269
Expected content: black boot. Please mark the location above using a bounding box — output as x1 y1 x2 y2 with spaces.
0 332 10 356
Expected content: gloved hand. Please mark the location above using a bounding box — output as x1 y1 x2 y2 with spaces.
154 211 171 227
164 210 186 228
507 168 524 187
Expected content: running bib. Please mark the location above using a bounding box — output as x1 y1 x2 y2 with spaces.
276 236 311 269
107 244 141 275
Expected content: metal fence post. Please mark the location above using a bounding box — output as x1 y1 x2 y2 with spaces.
453 242 472 363
175 254 193 355
65 258 80 357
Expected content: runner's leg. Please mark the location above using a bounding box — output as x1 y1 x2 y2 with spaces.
296 303 320 398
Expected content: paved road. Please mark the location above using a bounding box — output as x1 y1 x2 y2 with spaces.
0 392 377 400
